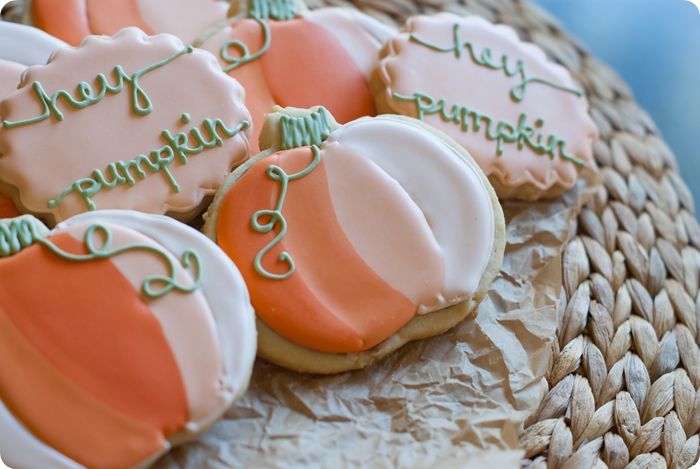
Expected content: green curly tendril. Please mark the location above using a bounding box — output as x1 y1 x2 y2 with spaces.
251 145 321 280
220 19 272 72
0 217 202 300
219 0 299 72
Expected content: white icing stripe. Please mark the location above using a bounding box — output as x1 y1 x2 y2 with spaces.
302 8 394 81
0 400 84 469
59 221 226 426
0 22 67 65
137 0 229 43
60 211 257 432
322 141 445 307
325 116 495 311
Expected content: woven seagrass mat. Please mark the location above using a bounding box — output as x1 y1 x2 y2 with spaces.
308 0 700 467
3 0 699 467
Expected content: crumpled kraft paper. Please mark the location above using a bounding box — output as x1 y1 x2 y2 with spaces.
154 178 595 469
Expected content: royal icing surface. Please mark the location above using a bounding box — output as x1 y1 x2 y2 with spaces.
0 21 67 66
0 24 67 219
197 7 394 153
376 13 598 196
0 60 25 98
0 210 256 467
214 112 494 354
31 0 229 45
0 28 251 224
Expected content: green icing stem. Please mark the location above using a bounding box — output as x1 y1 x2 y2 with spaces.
0 216 49 257
221 18 271 72
251 144 321 280
0 218 202 300
2 46 194 129
279 107 333 150
409 23 582 102
48 118 250 210
249 0 297 20
393 91 584 166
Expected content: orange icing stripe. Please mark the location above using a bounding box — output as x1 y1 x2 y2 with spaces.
217 148 416 353
0 305 165 468
31 0 91 46
85 0 155 36
223 18 375 153
0 196 19 218
0 234 188 435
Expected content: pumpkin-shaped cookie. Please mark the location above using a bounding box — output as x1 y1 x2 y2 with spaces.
195 0 394 153
0 210 256 468
0 22 67 218
0 27 251 225
373 13 598 200
204 107 505 373
28 0 229 45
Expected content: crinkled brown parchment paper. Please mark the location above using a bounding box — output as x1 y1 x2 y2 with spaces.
156 181 593 469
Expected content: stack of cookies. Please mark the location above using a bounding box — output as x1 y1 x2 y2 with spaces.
0 0 597 467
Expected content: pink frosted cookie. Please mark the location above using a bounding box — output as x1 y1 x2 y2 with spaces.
0 27 251 225
28 0 230 46
0 210 256 468
0 21 68 219
374 13 598 200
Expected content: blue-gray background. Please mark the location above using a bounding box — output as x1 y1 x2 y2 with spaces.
532 0 700 209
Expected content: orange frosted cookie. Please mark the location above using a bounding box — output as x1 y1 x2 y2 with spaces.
195 0 394 153
204 107 505 373
0 210 256 468
0 28 251 225
28 0 229 45
374 13 598 200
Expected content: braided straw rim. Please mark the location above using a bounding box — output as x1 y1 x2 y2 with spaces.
2 0 699 466
307 0 700 466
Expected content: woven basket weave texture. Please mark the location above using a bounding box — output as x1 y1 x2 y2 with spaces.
2 0 700 467
309 0 700 467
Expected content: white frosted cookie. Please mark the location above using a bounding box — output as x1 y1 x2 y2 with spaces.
204 106 505 373
374 13 598 200
0 21 67 65
0 210 256 468
0 27 252 225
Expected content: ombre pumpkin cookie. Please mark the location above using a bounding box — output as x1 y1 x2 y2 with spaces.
0 22 67 218
374 13 598 200
0 210 256 468
204 107 505 373
0 27 251 225
194 0 394 153
27 0 229 46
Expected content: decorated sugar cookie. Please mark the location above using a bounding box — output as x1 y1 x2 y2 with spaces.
204 107 505 373
195 0 394 153
0 210 256 468
374 13 598 200
0 20 67 66
0 22 67 218
28 0 229 45
0 27 252 225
